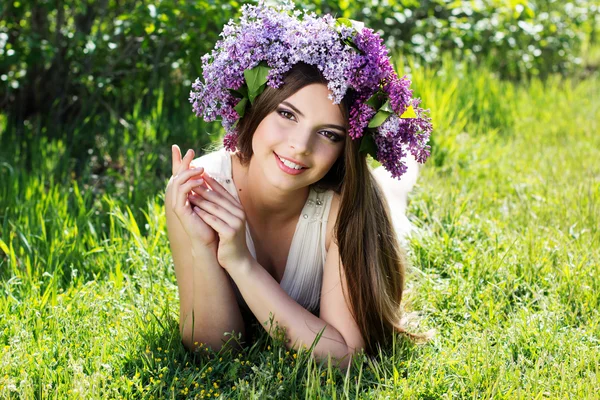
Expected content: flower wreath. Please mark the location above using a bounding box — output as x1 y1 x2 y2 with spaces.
189 1 433 179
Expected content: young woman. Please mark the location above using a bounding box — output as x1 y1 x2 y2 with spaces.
165 2 432 368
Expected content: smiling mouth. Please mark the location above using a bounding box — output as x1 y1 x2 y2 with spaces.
273 152 308 169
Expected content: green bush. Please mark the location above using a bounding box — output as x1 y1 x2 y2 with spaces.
0 0 239 127
318 0 598 79
0 0 597 157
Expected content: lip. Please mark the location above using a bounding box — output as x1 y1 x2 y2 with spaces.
274 152 308 175
274 152 309 168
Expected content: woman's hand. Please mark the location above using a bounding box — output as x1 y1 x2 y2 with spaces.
188 174 253 272
168 145 219 253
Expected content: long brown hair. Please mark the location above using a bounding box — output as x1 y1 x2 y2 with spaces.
234 63 425 356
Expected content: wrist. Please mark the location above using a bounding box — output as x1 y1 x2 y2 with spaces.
225 256 255 280
191 243 218 259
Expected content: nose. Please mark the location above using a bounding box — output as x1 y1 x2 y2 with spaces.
288 127 312 155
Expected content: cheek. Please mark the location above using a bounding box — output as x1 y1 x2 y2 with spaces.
252 118 284 149
318 145 344 170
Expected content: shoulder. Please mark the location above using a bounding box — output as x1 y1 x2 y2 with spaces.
189 147 228 177
325 191 341 252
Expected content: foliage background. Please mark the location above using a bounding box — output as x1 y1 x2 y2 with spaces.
1 0 599 398
1 0 598 169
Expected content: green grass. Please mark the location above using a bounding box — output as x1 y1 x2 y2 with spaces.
0 53 599 398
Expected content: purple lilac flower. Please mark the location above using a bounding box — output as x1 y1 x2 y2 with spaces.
384 76 413 115
348 97 376 139
347 28 394 90
223 133 238 152
374 133 408 179
377 103 433 164
189 0 433 180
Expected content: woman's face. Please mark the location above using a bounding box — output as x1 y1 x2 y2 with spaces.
251 83 346 192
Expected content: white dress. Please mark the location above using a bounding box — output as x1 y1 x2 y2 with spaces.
191 148 334 314
190 147 418 315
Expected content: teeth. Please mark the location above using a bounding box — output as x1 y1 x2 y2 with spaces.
278 155 303 170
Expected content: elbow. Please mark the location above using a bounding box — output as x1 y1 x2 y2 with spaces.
298 341 361 370
314 347 358 371
180 334 217 354
180 330 244 355
180 330 204 353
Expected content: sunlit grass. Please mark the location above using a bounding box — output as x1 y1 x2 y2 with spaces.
1 52 599 398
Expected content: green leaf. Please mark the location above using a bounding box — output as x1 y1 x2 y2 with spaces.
228 86 248 99
0 238 9 256
359 134 378 159
336 18 365 31
366 91 384 109
234 97 248 118
228 89 243 99
248 83 267 104
336 18 353 28
342 38 360 52
244 62 271 104
368 110 391 128
380 99 393 113
145 23 155 35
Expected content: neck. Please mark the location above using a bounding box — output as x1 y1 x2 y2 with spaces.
232 153 309 226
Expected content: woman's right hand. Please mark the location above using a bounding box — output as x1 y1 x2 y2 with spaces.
167 145 219 252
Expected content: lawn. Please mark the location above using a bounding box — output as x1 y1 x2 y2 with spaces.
1 53 599 398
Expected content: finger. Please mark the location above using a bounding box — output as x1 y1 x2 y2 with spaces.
171 144 182 176
188 191 209 207
203 174 241 205
196 197 243 229
195 185 245 220
194 207 236 238
174 176 205 211
173 165 205 186
171 167 205 210
191 176 209 193
176 148 195 177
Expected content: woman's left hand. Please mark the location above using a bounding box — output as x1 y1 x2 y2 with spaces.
188 174 253 272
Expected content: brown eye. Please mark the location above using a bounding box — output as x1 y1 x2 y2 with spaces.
320 130 342 142
277 109 296 121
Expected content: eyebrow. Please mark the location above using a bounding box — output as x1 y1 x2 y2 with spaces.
281 101 347 134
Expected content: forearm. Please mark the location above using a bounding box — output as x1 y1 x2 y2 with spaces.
181 246 245 351
228 259 355 368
